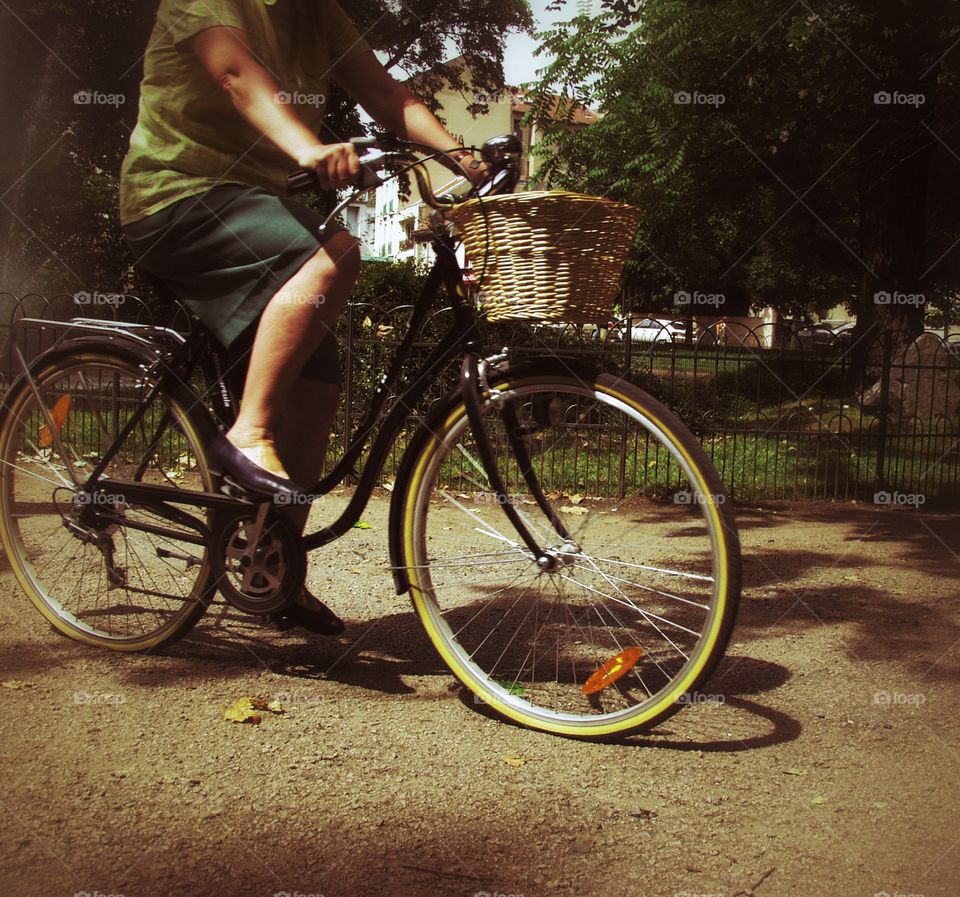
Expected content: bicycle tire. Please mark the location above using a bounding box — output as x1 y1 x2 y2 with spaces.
0 338 220 651
394 362 741 739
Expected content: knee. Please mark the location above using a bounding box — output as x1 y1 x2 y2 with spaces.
324 232 361 284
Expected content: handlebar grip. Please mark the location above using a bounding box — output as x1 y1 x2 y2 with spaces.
286 163 383 195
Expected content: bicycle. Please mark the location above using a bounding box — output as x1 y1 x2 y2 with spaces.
0 134 741 740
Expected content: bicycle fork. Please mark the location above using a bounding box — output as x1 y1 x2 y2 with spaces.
459 352 577 573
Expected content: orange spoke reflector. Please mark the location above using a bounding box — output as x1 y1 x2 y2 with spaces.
581 646 644 695
39 395 72 448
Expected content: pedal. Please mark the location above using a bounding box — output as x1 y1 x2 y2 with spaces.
156 547 203 568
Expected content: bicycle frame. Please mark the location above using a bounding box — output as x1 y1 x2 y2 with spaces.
22 229 563 568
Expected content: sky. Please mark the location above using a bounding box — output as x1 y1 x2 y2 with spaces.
502 0 566 87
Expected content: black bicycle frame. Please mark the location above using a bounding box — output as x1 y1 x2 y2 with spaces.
79 228 557 564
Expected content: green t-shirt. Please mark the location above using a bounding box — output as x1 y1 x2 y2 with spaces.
119 0 371 225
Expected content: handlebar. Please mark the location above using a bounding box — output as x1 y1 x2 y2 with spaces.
285 132 522 207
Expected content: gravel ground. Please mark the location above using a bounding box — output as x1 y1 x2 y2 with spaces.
1 494 958 897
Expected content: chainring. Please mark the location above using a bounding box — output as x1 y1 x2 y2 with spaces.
213 507 305 615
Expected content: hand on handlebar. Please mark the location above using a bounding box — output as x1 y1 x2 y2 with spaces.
295 143 360 191
451 150 490 187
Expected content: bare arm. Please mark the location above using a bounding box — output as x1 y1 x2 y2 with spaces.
334 51 487 183
191 26 359 189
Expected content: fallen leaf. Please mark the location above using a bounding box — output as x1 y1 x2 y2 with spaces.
353 520 372 529
784 767 807 776
560 505 588 515
492 678 525 697
1 679 32 690
224 698 261 725
382 481 394 492
569 493 584 505
810 795 827 806
502 754 527 767
224 695 285 724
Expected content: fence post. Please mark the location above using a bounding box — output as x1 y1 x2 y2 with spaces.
875 330 893 490
343 305 354 450
618 294 632 500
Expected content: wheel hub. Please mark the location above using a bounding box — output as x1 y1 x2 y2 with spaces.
537 540 582 571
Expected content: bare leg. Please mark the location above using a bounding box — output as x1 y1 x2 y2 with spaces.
225 231 360 478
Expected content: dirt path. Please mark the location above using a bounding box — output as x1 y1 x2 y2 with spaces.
1 496 958 897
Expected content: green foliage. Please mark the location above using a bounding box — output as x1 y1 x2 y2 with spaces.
351 259 429 314
529 0 960 323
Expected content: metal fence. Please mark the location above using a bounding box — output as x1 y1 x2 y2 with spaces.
2 291 958 503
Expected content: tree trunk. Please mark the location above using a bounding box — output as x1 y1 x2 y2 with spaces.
849 0 940 387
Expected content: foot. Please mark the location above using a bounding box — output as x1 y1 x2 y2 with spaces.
208 433 305 500
224 426 289 479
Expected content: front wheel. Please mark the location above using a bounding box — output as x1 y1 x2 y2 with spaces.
396 365 741 739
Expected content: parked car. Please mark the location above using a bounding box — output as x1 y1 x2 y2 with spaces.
832 321 857 348
795 322 839 349
607 318 687 343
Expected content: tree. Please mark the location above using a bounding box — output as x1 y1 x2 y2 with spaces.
529 0 960 349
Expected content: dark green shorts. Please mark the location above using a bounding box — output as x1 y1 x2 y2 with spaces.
122 184 344 386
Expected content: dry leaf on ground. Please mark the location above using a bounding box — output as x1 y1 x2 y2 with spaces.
224 696 285 725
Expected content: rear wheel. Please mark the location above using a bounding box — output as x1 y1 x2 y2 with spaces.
397 366 741 739
0 340 218 650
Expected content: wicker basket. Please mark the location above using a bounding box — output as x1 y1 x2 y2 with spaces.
447 190 640 323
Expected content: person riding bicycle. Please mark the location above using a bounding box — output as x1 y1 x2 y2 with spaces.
120 0 487 633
